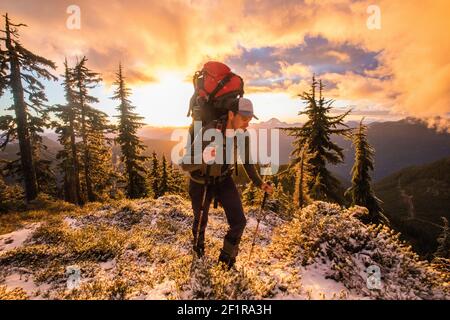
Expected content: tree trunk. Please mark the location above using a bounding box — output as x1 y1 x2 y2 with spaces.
69 112 82 204
5 16 38 202
74 67 95 202
79 92 95 202
299 159 304 208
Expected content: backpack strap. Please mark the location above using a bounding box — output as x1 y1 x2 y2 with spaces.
206 73 233 102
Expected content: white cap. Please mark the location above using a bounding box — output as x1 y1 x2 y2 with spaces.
237 98 258 120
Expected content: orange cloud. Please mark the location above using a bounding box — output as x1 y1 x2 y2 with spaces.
0 0 448 119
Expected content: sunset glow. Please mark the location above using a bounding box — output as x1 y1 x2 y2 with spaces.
0 0 448 127
132 71 193 127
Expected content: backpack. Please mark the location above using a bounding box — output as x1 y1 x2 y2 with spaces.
184 62 244 185
186 61 244 135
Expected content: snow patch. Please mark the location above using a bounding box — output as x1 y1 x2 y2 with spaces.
135 280 176 300
99 258 116 271
300 263 363 300
3 272 51 300
63 217 80 229
0 223 41 253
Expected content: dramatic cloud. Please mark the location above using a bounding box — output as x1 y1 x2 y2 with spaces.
0 0 448 120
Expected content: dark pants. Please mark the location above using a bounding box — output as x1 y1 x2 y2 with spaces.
189 175 247 259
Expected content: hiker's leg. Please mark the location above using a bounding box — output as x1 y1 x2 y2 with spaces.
189 179 213 251
217 176 246 266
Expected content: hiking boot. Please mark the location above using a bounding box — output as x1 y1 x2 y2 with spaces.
193 245 205 258
218 250 236 270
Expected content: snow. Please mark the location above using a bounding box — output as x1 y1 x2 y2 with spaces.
0 223 40 252
3 272 51 300
299 264 359 300
63 217 80 229
99 259 116 271
134 280 176 300
0 197 447 300
246 217 268 230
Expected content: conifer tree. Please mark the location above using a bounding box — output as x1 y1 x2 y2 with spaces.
283 76 350 204
150 151 160 199
112 64 148 199
72 56 113 202
242 182 260 206
85 110 116 200
0 173 24 213
0 13 57 201
1 89 57 197
167 162 186 195
0 41 6 97
29 122 56 196
434 217 450 259
345 119 388 224
293 145 314 208
52 59 82 204
270 183 292 215
159 154 169 197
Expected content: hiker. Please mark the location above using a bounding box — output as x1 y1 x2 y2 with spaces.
181 97 273 269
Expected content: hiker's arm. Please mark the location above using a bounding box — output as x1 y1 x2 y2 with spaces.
243 163 263 188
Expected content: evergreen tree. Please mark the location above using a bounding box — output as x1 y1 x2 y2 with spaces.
242 182 260 206
85 110 116 200
29 121 57 196
345 119 388 224
159 154 169 197
0 41 6 97
112 63 148 199
293 145 313 208
1 99 57 197
434 217 450 259
0 173 24 213
150 151 160 199
269 183 293 216
109 139 122 199
72 56 112 202
0 13 57 201
52 59 82 204
283 76 350 204
167 162 186 195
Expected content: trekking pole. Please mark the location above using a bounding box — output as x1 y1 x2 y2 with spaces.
248 183 270 261
193 165 210 258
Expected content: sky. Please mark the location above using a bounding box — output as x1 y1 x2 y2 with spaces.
0 0 449 128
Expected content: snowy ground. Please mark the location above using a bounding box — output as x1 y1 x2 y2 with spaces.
0 196 448 300
0 223 40 252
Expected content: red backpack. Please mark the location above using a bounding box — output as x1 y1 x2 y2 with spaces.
186 61 244 128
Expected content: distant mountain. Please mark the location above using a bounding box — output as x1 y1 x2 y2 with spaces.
4 117 450 184
250 117 302 129
112 138 179 160
374 157 450 258
251 117 450 182
332 118 450 182
0 136 62 162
